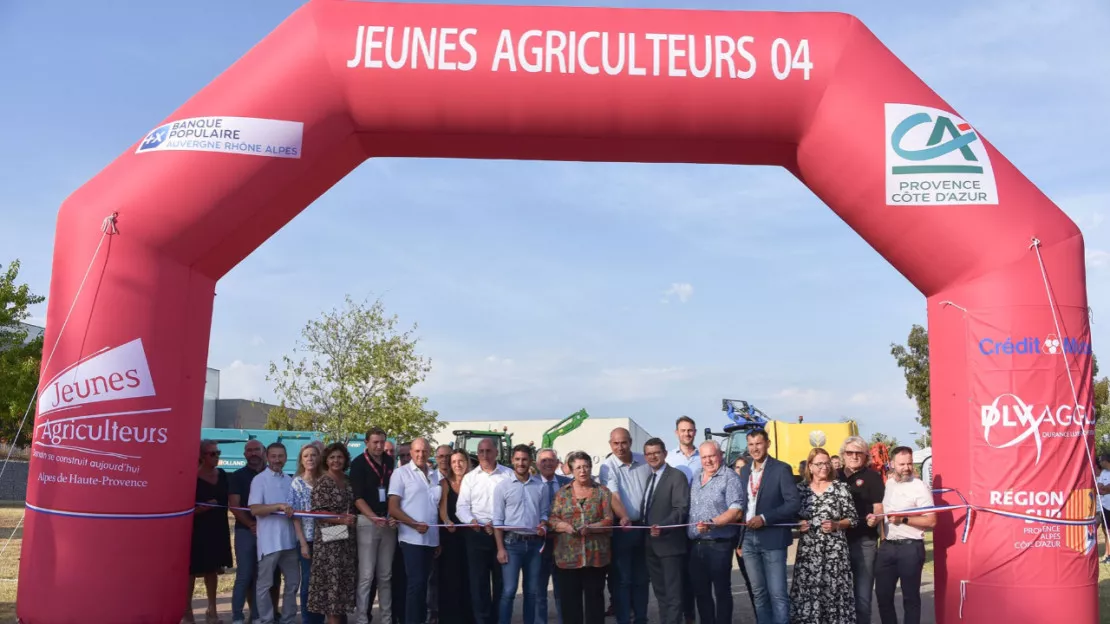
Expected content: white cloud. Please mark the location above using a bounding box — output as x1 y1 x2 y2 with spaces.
772 387 833 411
849 392 878 406
661 283 694 304
1088 250 1110 270
218 360 270 401
418 349 691 411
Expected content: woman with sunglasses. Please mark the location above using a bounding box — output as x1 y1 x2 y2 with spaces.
186 440 233 624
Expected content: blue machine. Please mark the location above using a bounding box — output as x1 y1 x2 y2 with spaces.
200 428 370 474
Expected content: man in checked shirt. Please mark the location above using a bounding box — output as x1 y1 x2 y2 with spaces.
686 440 745 624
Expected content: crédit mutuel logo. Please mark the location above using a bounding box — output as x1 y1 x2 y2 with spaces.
33 338 170 460
980 394 1093 465
978 333 1092 357
884 103 998 206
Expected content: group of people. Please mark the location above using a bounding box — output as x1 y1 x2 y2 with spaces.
187 417 936 624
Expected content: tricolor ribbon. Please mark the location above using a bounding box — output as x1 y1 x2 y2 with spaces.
869 488 1097 543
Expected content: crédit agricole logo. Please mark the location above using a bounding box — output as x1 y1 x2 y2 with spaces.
33 338 170 460
884 103 999 206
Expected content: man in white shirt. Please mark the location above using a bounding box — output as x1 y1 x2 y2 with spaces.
866 446 936 624
665 416 701 624
456 437 514 624
387 437 442 624
248 443 300 624
493 445 550 624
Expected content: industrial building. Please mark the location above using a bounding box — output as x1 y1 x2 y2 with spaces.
433 417 656 471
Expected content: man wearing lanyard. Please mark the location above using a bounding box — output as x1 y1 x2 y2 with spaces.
351 427 398 624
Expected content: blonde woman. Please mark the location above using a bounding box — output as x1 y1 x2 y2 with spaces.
790 447 858 624
290 443 325 624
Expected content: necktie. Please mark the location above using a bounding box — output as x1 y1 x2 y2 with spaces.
546 479 556 505
640 472 657 521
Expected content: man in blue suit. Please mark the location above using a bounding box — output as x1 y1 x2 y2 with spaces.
536 448 572 623
739 429 800 624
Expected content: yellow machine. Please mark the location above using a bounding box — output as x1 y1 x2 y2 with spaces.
706 399 860 475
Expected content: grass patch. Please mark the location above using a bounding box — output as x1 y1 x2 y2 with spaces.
0 508 240 621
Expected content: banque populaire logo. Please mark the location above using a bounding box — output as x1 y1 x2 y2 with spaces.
33 338 171 460
884 103 998 206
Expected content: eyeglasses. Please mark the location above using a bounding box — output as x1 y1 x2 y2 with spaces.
843 451 866 457
809 462 831 468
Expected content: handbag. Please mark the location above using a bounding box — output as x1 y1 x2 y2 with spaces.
319 522 349 543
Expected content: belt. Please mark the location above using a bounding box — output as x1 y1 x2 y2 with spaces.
883 538 922 545
693 537 732 544
504 532 544 543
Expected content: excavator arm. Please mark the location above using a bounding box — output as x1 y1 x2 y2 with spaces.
541 409 590 449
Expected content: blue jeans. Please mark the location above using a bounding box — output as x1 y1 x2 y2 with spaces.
688 540 733 624
742 532 789 624
400 542 435 624
232 526 258 622
300 543 325 624
499 537 543 624
848 536 878 624
538 545 563 624
610 530 649 624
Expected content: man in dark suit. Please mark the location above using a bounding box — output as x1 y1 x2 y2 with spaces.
641 438 690 624
739 429 801 624
536 448 572 624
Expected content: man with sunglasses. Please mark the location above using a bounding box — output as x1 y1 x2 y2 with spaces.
838 436 885 624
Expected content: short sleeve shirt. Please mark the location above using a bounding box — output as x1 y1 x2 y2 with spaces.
688 468 744 540
881 477 933 541
229 465 263 530
288 476 315 542
840 467 885 541
388 461 442 547
1098 469 1110 509
249 469 298 559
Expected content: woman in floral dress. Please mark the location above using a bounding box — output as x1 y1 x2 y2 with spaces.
546 451 615 624
790 447 859 624
308 443 358 623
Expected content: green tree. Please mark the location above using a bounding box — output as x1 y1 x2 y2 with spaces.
263 402 317 432
0 260 45 446
890 324 930 444
869 431 900 449
1091 356 1110 455
267 295 439 443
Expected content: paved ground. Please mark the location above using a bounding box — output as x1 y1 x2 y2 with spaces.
191 549 935 623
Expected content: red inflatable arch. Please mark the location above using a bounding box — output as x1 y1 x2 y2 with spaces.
20 1 1096 622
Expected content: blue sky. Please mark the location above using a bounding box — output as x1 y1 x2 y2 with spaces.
1 0 1107 446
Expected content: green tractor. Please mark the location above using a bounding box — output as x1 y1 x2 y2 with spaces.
453 427 514 467
451 409 592 469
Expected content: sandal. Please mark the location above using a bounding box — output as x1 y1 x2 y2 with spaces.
205 607 222 624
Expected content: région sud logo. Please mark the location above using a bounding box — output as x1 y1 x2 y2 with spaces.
884 103 998 206
980 394 1093 465
33 338 170 460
